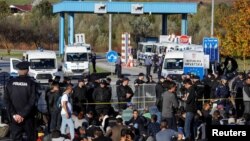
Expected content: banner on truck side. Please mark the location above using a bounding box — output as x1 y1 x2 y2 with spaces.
184 52 205 79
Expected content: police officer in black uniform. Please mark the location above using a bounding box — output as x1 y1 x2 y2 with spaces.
4 61 36 141
134 73 145 101
155 76 165 111
192 75 204 110
92 80 112 115
117 77 134 110
115 55 122 77
215 76 230 112
91 52 97 73
232 72 245 117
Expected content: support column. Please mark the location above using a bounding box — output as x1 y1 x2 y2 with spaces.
181 14 188 35
59 13 65 55
68 12 74 45
108 0 112 51
162 14 167 35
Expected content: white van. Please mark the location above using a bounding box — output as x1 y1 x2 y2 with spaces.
137 42 155 64
161 51 184 77
62 44 90 77
10 50 58 83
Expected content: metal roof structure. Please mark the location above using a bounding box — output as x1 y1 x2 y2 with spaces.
53 1 197 14
53 1 197 55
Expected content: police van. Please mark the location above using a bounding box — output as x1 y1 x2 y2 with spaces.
137 42 155 64
62 44 91 77
161 51 184 78
161 44 204 78
10 49 58 83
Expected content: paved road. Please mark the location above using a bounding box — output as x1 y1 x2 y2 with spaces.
96 59 159 84
0 57 159 81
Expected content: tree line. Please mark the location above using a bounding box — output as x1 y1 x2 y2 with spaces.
0 0 249 60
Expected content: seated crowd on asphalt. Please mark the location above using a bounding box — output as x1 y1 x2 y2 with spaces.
1 57 250 141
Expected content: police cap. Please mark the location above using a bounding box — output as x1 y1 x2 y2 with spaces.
100 79 107 85
123 77 130 81
138 73 144 77
16 61 30 70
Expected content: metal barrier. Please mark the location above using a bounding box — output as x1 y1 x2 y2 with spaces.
110 84 157 111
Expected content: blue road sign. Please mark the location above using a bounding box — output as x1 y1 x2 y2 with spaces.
106 51 118 63
203 37 219 62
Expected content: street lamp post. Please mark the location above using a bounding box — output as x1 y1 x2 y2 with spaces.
211 0 214 37
108 0 112 51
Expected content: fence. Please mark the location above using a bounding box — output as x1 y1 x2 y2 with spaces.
109 83 188 111
109 84 157 111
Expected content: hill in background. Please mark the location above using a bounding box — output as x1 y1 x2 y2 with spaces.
5 0 235 5
5 0 59 5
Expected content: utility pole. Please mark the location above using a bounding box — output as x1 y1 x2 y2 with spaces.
211 0 214 37
108 0 112 51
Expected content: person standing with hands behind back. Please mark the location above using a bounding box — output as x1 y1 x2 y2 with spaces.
115 54 122 77
91 52 97 73
4 61 37 141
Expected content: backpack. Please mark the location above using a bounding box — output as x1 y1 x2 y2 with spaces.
56 96 62 110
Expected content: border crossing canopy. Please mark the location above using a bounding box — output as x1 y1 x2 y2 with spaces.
53 0 197 54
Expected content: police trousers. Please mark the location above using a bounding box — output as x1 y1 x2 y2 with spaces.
10 117 36 141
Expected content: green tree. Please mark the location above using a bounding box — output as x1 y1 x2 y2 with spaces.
33 0 54 19
0 0 10 18
129 16 154 45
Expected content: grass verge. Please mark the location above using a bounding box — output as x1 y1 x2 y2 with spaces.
89 64 109 73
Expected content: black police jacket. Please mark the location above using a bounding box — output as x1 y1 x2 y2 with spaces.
117 85 134 102
92 87 111 103
73 86 88 104
4 76 36 119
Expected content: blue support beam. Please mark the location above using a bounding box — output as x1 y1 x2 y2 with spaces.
59 13 65 55
181 14 188 35
68 13 74 45
162 14 167 35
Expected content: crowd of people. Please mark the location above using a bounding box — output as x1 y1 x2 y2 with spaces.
2 57 250 141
